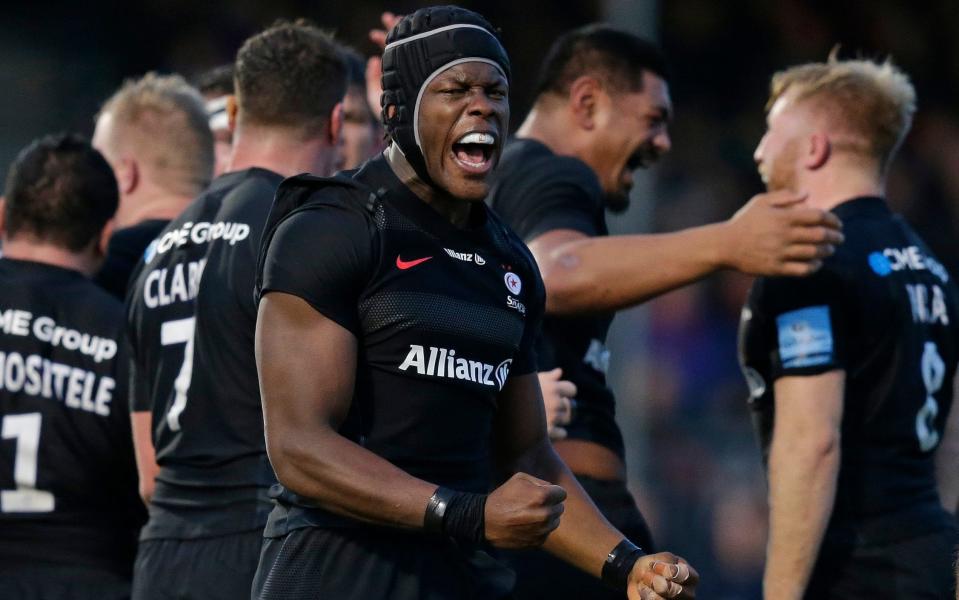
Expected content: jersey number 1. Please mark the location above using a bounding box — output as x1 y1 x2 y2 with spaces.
2 413 54 513
916 341 945 452
161 317 196 432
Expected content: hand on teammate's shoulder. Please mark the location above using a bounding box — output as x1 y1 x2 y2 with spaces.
724 189 844 277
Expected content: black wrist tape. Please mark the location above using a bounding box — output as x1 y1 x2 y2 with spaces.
424 486 487 544
601 538 645 593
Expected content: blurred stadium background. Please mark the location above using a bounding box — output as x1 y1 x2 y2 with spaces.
3 1 957 598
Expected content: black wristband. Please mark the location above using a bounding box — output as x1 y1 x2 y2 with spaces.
423 486 487 544
601 538 645 593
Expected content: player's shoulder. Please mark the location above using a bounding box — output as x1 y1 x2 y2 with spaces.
499 139 600 193
220 167 284 206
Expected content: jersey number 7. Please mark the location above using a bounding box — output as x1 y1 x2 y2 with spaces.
160 317 196 432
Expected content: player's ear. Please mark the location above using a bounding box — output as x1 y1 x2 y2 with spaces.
806 132 830 170
98 218 115 257
0 196 6 238
226 95 238 133
568 76 600 130
116 157 139 195
328 101 344 146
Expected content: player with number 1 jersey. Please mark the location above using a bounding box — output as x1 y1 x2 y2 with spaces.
0 134 144 599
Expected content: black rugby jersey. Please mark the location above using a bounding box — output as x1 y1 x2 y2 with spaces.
126 168 281 539
739 197 959 543
95 218 169 300
0 258 143 574
486 138 623 457
255 155 544 534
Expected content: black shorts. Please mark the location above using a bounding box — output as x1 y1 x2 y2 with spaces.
253 526 515 600
0 563 131 600
806 526 959 599
504 475 654 600
131 529 263 600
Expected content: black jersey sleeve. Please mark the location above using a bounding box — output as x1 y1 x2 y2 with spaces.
500 157 603 242
259 205 374 335
750 268 849 379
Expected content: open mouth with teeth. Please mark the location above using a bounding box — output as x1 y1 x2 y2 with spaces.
451 131 497 175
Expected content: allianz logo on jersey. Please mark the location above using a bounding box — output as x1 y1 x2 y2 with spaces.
443 248 486 265
146 220 251 263
398 344 511 390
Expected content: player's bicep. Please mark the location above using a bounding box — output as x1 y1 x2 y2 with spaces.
772 371 845 442
256 292 357 435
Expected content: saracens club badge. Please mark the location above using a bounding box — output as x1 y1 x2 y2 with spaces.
504 272 522 295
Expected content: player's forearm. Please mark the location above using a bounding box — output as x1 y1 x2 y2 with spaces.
516 438 624 577
267 424 436 530
764 430 840 600
130 410 159 504
539 223 729 315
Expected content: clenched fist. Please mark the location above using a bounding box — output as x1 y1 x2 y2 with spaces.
484 472 566 548
628 554 698 600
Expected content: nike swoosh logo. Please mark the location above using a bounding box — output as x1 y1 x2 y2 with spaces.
396 255 433 270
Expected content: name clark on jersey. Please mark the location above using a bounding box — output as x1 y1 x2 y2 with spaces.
398 344 512 390
142 258 206 309
0 309 117 363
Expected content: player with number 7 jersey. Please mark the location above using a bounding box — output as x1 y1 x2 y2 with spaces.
123 22 348 600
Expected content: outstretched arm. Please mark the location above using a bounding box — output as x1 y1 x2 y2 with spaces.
531 191 842 315
493 373 697 599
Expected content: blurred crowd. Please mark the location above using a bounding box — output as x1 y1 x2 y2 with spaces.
2 2 957 598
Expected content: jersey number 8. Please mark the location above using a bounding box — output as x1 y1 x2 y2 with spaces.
916 341 945 452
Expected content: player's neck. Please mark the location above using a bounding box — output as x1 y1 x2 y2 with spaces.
515 100 588 163
1 237 99 277
384 145 472 228
802 166 884 212
116 189 193 229
228 124 335 179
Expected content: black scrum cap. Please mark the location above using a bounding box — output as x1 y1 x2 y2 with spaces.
381 6 510 185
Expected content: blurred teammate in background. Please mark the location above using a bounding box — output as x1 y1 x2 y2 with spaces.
337 47 382 171
195 64 235 178
125 21 345 600
92 73 214 299
485 25 845 600
0 134 144 599
739 55 959 599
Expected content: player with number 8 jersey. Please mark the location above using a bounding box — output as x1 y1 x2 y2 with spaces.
738 56 959 598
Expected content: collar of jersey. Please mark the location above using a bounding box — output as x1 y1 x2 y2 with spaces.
364 155 492 244
830 196 889 220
